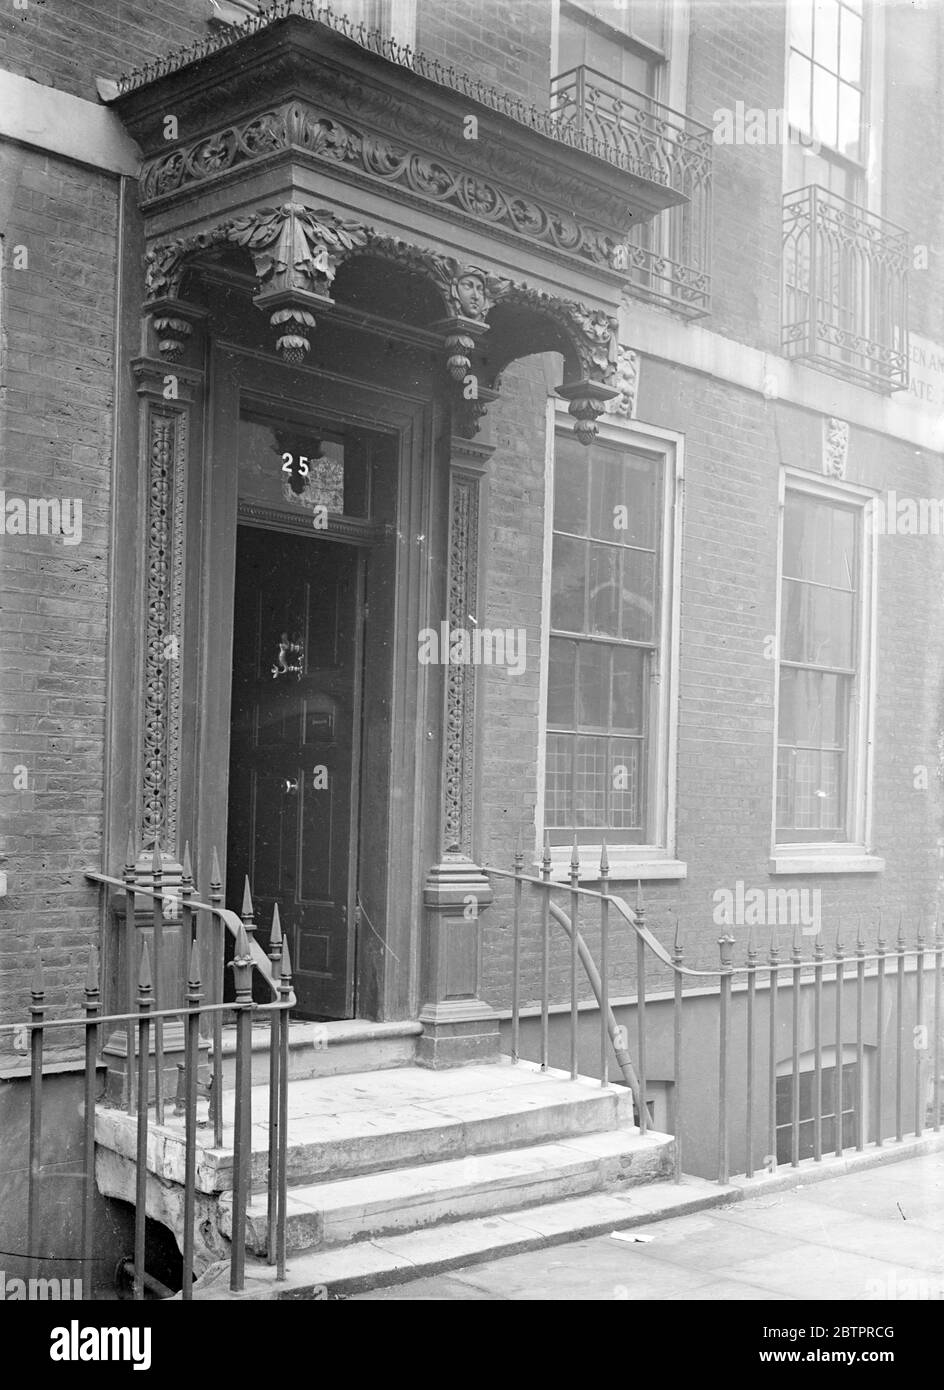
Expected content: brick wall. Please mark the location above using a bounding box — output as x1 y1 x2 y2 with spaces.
0 144 116 1036
416 0 552 106
687 0 787 353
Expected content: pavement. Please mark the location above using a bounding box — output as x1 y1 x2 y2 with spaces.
350 1150 944 1300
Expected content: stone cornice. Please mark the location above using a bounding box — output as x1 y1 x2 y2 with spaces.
111 11 683 247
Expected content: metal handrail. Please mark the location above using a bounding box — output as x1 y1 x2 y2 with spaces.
84 868 293 1004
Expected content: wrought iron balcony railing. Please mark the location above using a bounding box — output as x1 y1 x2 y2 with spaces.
550 66 713 316
782 186 909 393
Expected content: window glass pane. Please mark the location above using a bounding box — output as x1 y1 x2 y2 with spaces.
589 452 626 540
558 10 588 72
577 642 610 728
776 1075 792 1125
813 65 838 149
839 7 862 83
545 733 574 827
551 534 586 631
790 0 813 54
814 0 840 69
611 645 646 732
627 0 665 53
548 638 577 727
621 549 656 642
837 82 861 161
575 735 608 827
589 544 621 637
782 580 854 667
554 445 588 535
616 452 658 547
788 51 813 134
783 496 855 588
777 746 843 829
778 668 844 746
610 737 642 827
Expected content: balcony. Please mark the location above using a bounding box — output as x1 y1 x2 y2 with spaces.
782 186 909 393
550 65 713 316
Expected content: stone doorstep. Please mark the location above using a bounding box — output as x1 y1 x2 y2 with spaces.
218 1127 674 1255
219 1019 423 1087
95 1062 636 1194
188 1176 739 1299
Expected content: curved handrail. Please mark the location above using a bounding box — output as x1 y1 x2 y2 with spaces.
84 868 295 1005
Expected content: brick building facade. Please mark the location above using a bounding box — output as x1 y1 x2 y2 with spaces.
1 0 943 1278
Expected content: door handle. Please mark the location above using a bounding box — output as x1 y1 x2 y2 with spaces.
282 778 299 794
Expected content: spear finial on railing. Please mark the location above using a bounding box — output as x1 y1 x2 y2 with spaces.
268 903 283 978
673 914 684 966
599 837 610 884
570 836 580 887
152 837 163 885
897 911 906 954
856 913 866 956
124 831 137 880
513 829 524 875
769 920 780 964
85 945 100 999
137 939 153 1000
187 939 202 994
279 936 293 986
181 840 193 888
241 876 256 940
231 923 253 1003
210 847 222 896
876 908 886 952
746 921 757 966
791 920 802 964
541 831 552 882
31 949 45 1007
835 914 844 957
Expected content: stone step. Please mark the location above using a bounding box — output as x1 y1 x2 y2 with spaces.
218 1019 421 1088
190 1175 738 1299
220 1127 673 1255
95 1060 636 1194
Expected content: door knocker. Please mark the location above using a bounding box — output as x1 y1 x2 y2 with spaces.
271 631 304 679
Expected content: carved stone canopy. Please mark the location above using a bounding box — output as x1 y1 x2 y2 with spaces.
105 8 668 439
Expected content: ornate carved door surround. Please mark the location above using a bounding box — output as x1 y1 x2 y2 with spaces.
104 5 690 1053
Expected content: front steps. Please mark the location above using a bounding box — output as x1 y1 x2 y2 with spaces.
94 1058 723 1297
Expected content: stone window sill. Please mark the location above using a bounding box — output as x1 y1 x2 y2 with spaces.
768 852 885 875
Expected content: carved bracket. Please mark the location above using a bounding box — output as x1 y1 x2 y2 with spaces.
144 206 618 436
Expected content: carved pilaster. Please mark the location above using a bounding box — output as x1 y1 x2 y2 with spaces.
132 360 196 865
441 443 491 857
418 436 499 1067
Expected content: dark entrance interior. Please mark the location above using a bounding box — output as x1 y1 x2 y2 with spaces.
226 525 364 1019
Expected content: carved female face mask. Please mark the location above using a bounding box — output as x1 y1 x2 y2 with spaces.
455 273 487 319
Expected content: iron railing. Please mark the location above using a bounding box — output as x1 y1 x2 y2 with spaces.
550 66 713 315
0 844 293 1299
782 185 910 392
488 840 943 1186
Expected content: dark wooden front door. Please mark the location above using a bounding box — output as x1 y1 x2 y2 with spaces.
227 526 363 1018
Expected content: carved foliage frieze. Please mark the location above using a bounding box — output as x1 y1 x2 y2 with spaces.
140 100 625 273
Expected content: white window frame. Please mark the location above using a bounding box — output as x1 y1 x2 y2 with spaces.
536 402 685 882
769 466 882 874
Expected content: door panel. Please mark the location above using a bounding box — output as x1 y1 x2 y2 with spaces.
227 526 362 1018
